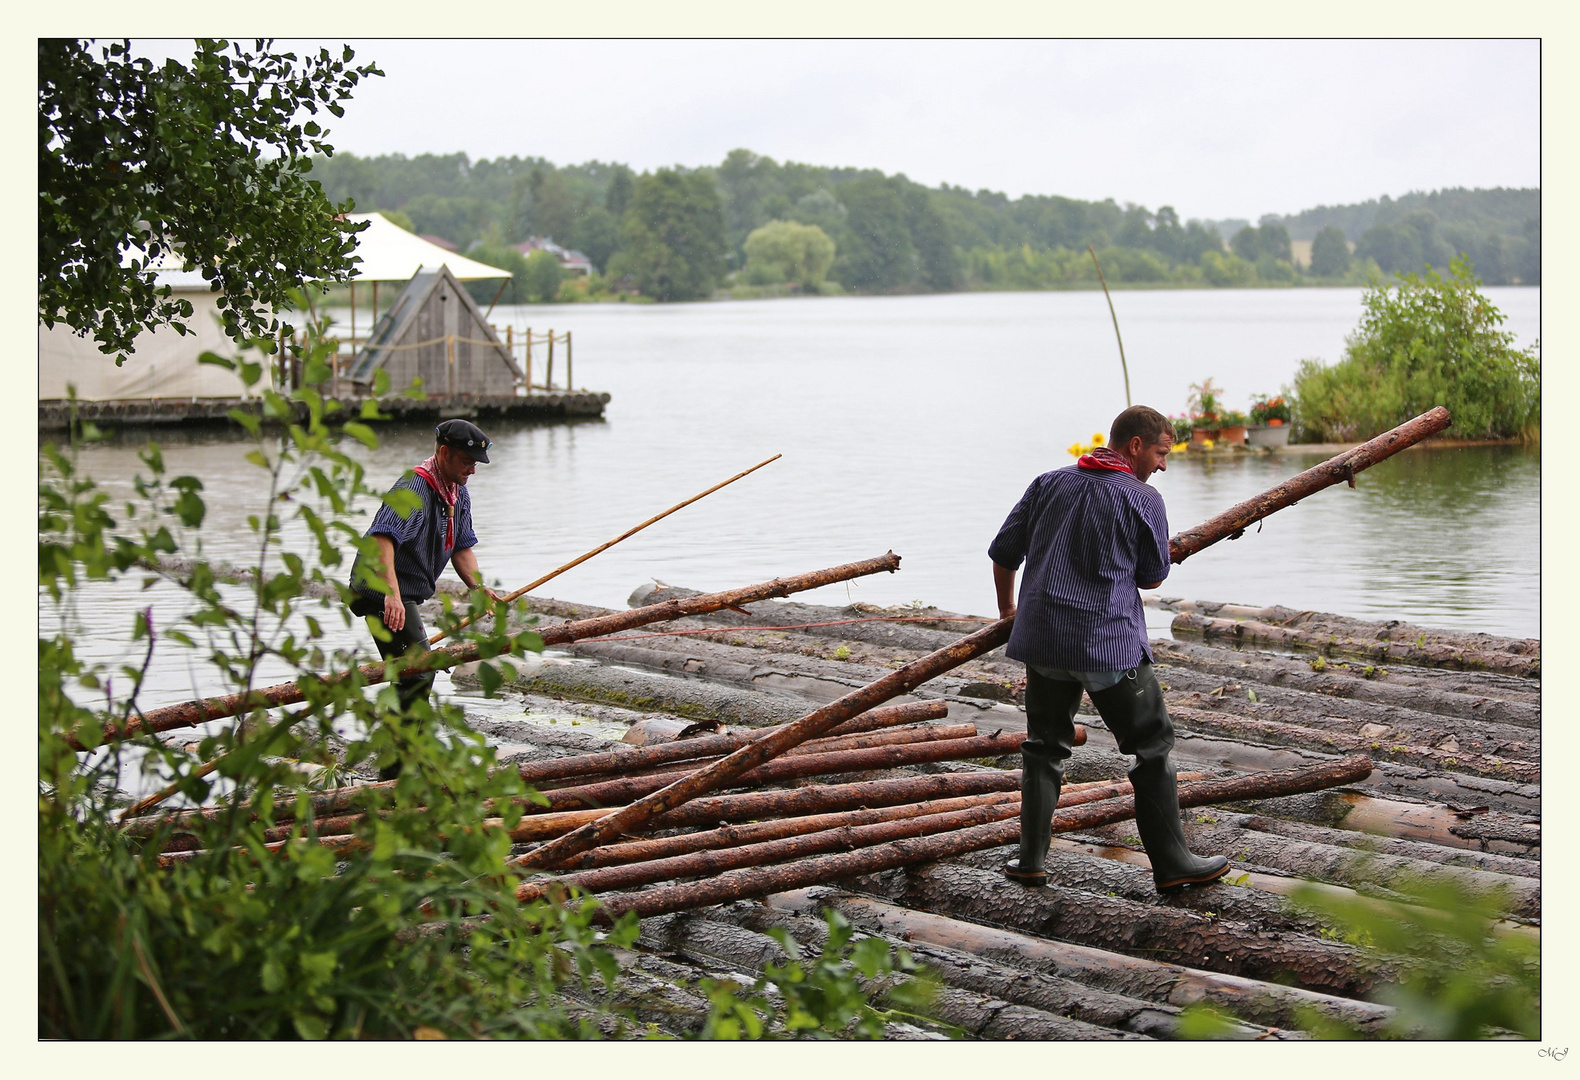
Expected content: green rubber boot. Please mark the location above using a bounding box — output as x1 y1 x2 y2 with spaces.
1089 664 1230 893
1006 669 1080 886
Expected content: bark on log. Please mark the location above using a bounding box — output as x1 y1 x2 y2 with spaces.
581 756 1373 921
844 863 1388 997
515 799 1027 904
513 618 1015 870
1156 666 1539 753
88 551 903 748
1167 406 1452 565
639 912 1169 1040
1153 638 1541 719
1172 612 1540 678
762 889 1395 1035
495 730 1026 817
1166 704 1537 784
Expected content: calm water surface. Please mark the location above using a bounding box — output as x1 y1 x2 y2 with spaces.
48 287 1540 711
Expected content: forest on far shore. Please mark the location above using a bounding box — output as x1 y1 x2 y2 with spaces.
307 149 1539 303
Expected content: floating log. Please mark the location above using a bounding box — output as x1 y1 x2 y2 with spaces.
843 863 1386 998
1170 611 1540 678
771 889 1394 1034
1167 406 1451 565
513 618 1015 870
1166 704 1538 784
85 551 903 748
581 756 1373 921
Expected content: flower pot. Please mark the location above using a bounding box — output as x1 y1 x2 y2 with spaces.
1216 424 1248 445
1247 424 1291 448
1190 427 1218 445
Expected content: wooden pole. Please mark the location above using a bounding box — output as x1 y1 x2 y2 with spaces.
546 329 555 390
426 453 784 644
512 617 1014 870
583 756 1375 921
85 551 902 748
1169 406 1452 564
1086 245 1131 409
350 280 357 348
372 281 379 334
566 331 572 391
525 328 533 391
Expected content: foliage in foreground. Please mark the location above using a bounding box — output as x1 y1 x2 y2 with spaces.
38 39 380 359
38 332 926 1040
1291 256 1539 443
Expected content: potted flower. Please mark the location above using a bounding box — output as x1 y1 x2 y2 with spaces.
1248 395 1293 448
1186 379 1223 444
1217 410 1250 445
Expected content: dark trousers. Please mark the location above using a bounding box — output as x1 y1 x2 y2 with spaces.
1025 662 1176 780
352 597 435 778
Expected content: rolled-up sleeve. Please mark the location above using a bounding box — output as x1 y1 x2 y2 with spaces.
988 479 1039 570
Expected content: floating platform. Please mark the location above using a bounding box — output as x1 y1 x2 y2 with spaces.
37 390 611 431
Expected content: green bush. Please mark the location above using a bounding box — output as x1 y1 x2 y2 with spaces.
1291 256 1539 442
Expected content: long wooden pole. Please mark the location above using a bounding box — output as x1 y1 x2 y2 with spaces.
1170 406 1451 564
83 551 901 749
512 618 1014 870
427 453 783 645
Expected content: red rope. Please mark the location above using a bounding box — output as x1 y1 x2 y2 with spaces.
573 614 994 645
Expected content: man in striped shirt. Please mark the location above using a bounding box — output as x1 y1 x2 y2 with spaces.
350 419 502 778
989 405 1229 892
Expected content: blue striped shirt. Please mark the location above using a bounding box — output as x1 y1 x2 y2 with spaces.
989 465 1170 671
350 473 478 604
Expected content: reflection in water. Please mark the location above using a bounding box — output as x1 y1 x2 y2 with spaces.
43 288 1540 714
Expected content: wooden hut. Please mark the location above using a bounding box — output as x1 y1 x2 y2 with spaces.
348 265 523 397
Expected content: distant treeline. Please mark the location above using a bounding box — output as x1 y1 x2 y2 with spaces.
306 150 1539 300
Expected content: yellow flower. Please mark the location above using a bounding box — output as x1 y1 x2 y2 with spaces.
1171 441 1188 453
1091 433 1105 446
1202 438 1215 450
1068 442 1088 457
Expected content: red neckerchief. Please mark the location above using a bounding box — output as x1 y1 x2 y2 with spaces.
413 455 458 551
1077 446 1135 475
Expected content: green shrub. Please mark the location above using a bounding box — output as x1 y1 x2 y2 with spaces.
1291 256 1539 442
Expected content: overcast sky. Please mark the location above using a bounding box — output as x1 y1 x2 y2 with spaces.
245 38 1541 224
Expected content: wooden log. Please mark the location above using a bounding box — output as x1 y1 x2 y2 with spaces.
845 862 1386 997
581 756 1374 921
1167 406 1452 565
779 889 1393 1034
1171 611 1540 678
512 617 1015 870
685 904 1297 1040
86 551 903 748
1167 704 1538 784
640 912 1158 1041
515 799 1026 904
530 721 984 791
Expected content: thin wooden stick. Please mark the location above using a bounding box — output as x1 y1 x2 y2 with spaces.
1087 244 1131 408
427 453 783 645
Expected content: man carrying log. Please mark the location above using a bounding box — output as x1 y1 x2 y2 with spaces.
350 419 503 778
989 405 1230 892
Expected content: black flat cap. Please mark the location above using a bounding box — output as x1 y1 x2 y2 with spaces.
435 418 491 463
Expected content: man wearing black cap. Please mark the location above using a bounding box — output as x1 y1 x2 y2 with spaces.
350 419 502 778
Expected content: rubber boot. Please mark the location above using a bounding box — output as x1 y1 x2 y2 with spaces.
1089 664 1230 892
1006 669 1081 886
369 601 435 783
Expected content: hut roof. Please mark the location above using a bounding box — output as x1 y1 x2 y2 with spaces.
348 265 522 385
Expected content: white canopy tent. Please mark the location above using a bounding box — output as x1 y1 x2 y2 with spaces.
344 213 509 282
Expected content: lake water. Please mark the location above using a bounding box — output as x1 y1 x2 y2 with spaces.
45 287 1541 712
